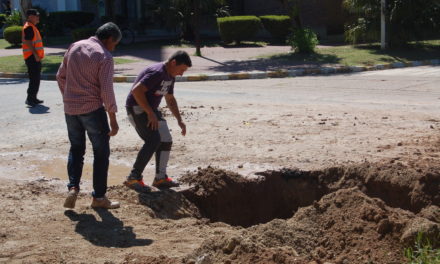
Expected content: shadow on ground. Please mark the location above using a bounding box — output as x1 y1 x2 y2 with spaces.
0 78 27 85
207 52 341 72
64 209 153 248
28 104 50 114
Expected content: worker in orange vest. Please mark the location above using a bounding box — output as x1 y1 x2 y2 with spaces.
22 9 44 107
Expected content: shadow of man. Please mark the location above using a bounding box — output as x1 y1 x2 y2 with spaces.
0 78 27 85
64 209 153 248
28 104 50 114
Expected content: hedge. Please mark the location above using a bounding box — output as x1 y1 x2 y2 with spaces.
72 27 97 42
217 16 261 44
259 15 291 40
3 26 22 46
0 14 7 28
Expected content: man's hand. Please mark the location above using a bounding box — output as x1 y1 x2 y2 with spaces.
34 54 41 62
178 120 186 136
107 112 119 136
147 112 159 130
108 119 119 136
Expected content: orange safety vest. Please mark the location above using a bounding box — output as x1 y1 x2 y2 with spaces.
22 22 44 60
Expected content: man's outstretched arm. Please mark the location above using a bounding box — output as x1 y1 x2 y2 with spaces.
165 94 186 136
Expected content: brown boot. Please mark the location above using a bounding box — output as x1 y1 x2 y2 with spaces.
91 196 120 209
64 187 79 209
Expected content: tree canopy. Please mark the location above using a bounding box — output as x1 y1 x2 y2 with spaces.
344 0 440 46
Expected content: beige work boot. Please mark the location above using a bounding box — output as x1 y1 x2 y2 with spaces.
91 196 120 209
64 187 79 209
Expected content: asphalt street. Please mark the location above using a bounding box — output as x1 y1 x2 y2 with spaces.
1 66 439 148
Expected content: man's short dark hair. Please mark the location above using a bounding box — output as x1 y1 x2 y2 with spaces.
26 9 39 17
95 22 122 42
168 51 192 67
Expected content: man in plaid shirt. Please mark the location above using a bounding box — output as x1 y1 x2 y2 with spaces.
56 22 121 209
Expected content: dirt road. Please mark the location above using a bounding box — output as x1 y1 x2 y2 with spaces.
0 66 439 263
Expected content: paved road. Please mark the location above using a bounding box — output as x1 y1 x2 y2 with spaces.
1 66 439 145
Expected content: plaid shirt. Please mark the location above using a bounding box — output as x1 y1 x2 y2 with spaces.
56 36 117 115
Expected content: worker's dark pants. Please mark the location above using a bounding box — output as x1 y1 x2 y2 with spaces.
25 55 41 101
126 106 172 181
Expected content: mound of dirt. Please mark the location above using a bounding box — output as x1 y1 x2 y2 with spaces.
175 160 440 264
183 188 439 264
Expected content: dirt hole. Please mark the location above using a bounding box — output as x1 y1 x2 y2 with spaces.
180 162 440 227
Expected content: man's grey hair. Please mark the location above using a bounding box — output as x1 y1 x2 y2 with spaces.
95 22 122 42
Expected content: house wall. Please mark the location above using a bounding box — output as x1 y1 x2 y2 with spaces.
32 0 56 11
10 0 80 12
243 0 285 16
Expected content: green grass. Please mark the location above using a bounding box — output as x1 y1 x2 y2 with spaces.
262 41 440 66
405 233 440 264
0 55 137 74
0 39 13 49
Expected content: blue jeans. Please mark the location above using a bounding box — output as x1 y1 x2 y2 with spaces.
65 107 110 198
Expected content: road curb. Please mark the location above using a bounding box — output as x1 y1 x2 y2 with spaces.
0 59 438 83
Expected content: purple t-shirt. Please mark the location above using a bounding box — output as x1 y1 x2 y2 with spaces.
126 62 175 109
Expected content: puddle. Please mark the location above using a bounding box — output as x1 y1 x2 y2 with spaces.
35 158 131 186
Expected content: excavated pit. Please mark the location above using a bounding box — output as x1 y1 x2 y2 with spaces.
180 161 440 227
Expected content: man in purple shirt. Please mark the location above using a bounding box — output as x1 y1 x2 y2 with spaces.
56 23 121 209
125 51 192 190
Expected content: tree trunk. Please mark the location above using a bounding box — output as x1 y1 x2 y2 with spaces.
193 0 201 56
280 0 302 29
105 0 115 21
20 0 32 23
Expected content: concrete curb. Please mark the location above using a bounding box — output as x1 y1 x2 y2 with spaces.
1 59 438 83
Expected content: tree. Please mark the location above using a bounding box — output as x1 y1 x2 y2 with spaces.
276 0 302 29
343 0 440 47
20 0 32 22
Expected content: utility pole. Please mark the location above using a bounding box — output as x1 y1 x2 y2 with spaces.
381 0 387 50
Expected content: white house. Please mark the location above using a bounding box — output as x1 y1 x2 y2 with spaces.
10 0 81 12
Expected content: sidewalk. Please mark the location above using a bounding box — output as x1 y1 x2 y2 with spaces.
0 44 439 82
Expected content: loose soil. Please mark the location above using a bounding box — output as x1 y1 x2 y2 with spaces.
1 150 439 264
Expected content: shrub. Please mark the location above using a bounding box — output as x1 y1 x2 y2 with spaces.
4 10 22 27
287 28 318 53
72 27 97 42
3 26 23 46
217 16 261 44
0 14 7 28
344 18 379 44
259 15 291 40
